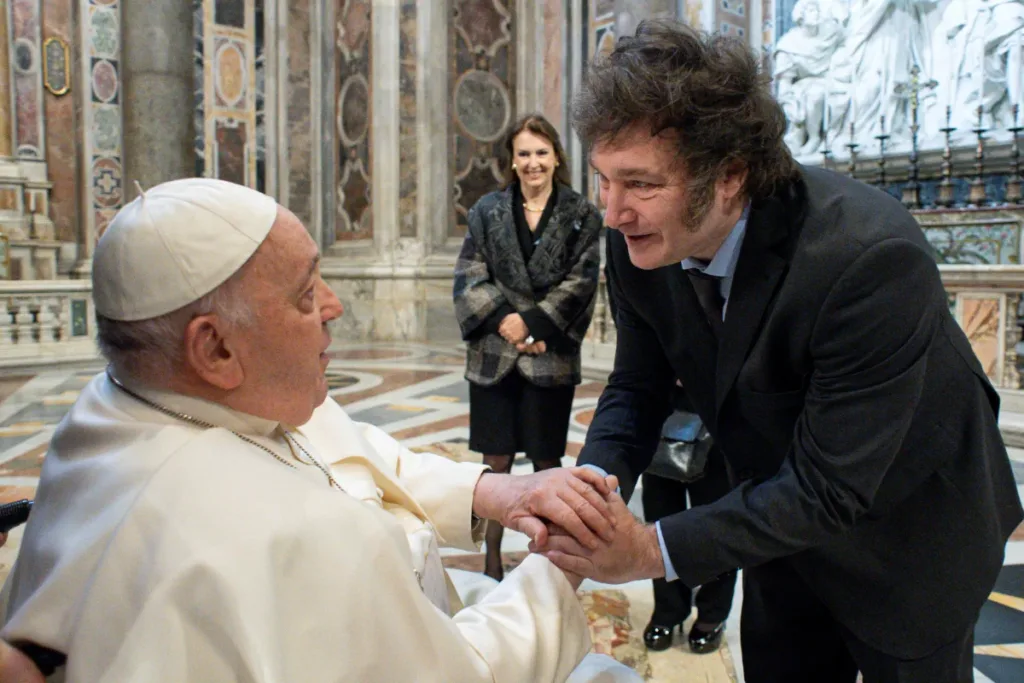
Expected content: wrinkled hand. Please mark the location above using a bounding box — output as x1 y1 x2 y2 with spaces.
472 468 619 549
516 340 547 355
498 313 529 344
530 492 666 584
0 533 44 683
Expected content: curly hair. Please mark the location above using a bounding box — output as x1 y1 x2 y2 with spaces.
572 20 797 204
502 113 573 188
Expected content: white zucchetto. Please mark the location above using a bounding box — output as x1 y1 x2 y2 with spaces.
92 177 278 321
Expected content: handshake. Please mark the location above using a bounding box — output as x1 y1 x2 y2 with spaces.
471 467 667 589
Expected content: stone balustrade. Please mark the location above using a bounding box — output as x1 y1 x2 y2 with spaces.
0 280 98 369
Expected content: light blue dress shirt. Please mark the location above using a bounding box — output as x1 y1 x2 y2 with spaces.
581 205 751 582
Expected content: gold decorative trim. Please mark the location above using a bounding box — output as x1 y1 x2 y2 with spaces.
43 36 71 97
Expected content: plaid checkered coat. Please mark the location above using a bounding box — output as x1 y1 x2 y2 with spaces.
453 184 603 387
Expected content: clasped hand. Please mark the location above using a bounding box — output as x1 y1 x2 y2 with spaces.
530 492 666 585
472 468 666 586
498 314 545 354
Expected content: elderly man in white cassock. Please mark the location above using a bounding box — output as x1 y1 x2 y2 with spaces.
0 178 643 683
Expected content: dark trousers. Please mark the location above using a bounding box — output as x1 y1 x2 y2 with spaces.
742 557 975 683
641 449 737 626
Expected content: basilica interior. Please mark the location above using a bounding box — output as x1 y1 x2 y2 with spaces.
0 0 1023 681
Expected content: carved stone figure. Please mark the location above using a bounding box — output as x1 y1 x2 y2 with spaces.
825 0 940 145
928 0 1024 132
773 0 845 155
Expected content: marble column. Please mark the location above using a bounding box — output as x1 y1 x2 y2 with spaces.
121 0 193 200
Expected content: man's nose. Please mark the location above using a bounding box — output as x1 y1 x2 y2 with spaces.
602 186 626 229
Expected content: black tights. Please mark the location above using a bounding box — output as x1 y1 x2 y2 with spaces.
482 454 562 581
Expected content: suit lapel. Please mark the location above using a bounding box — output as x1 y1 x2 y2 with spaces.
715 184 803 412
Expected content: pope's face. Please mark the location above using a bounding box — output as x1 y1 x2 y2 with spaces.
231 209 343 426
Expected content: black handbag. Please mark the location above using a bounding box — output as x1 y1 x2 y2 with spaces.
646 410 711 483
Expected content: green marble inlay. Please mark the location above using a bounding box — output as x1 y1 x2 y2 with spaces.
71 300 88 337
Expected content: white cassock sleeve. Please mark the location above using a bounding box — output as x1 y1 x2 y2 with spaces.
352 418 487 550
64 488 589 683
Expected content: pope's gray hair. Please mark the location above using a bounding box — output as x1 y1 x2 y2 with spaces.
95 267 254 384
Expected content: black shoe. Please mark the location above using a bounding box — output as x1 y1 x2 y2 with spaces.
688 622 725 654
642 621 679 651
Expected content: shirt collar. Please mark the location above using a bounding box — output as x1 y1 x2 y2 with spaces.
681 203 751 279
109 371 281 438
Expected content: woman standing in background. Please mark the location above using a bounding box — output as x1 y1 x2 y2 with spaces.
453 114 603 581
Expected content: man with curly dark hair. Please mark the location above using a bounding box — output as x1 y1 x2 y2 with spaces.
533 19 1023 683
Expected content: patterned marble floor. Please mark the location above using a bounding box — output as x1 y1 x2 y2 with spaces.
0 342 1021 682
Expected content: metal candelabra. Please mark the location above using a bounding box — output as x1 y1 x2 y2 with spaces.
937 106 957 208
1007 104 1023 205
969 106 989 206
875 115 890 190
845 121 859 178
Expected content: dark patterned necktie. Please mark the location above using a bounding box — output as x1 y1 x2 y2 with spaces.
686 270 724 337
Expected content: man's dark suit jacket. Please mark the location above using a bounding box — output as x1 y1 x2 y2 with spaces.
580 165 1024 658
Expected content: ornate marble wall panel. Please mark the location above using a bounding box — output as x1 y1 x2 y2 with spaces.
715 0 750 39
0 0 11 156
286 0 312 225
10 0 45 159
81 0 122 242
197 0 262 190
917 210 1024 264
398 0 416 239
41 0 76 243
450 0 514 238
334 0 372 243
193 1 204 177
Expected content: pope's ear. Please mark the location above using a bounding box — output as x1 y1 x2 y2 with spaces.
182 314 244 390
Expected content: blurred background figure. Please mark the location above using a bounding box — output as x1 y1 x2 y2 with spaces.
453 114 604 581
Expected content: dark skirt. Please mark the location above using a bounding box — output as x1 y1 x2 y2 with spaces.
469 371 575 461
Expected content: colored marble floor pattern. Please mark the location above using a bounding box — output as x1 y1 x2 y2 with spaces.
0 343 1021 682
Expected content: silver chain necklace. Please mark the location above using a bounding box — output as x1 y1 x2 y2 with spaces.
105 369 342 491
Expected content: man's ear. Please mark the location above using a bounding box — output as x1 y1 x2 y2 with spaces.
718 161 748 203
182 314 244 390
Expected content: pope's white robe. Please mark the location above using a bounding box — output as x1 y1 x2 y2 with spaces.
0 373 593 682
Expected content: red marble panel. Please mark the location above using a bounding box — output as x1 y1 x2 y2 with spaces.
0 0 11 156
43 0 78 242
10 0 43 158
214 119 248 185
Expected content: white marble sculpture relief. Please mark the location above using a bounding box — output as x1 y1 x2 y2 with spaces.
925 0 1024 134
772 0 1024 159
773 0 845 156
